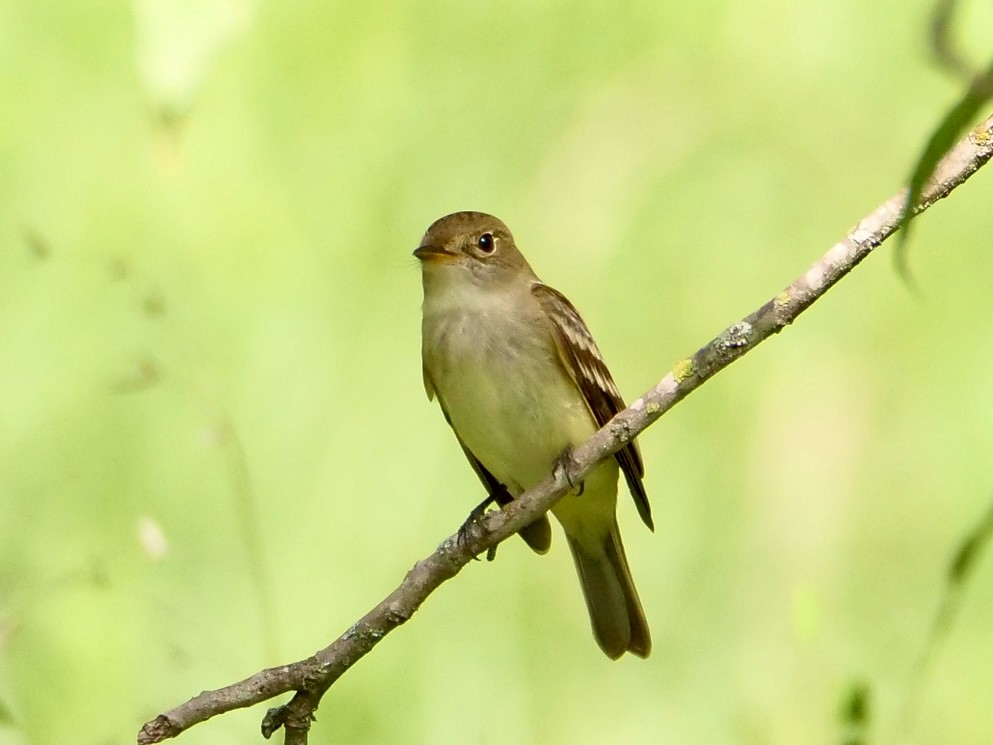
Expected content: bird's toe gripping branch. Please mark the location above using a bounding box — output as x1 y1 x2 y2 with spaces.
553 447 585 496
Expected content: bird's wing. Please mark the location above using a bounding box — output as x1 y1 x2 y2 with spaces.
531 282 653 531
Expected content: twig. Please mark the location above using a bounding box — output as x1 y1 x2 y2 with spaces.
137 113 993 745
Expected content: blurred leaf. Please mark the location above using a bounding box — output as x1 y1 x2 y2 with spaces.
133 0 258 123
838 679 871 745
0 698 15 725
109 355 162 394
20 226 50 261
949 494 993 585
894 53 993 282
897 492 993 740
928 0 971 78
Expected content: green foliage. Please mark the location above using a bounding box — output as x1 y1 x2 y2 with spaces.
894 0 993 282
1 1 992 744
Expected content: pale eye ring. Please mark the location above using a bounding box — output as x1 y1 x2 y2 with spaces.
477 232 494 253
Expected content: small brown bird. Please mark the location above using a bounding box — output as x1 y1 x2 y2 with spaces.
414 211 652 659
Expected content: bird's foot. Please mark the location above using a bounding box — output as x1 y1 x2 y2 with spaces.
554 447 585 496
458 494 498 560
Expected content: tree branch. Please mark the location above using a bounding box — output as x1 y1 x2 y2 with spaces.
137 113 993 745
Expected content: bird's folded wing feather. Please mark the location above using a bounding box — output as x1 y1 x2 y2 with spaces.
531 282 654 531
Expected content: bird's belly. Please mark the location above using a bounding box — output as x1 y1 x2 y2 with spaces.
435 331 596 495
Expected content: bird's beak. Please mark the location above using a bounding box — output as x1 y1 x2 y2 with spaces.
413 244 457 262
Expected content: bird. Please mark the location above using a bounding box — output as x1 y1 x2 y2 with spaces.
413 211 652 659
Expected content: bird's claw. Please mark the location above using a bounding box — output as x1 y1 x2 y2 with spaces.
457 495 497 560
554 447 585 496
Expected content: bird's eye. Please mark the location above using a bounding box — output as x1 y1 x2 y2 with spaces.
477 232 494 253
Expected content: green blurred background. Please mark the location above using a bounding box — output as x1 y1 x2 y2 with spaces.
2 1 993 743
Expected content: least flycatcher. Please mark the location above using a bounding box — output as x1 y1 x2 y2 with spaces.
414 211 652 659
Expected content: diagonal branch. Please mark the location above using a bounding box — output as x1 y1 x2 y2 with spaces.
137 113 993 745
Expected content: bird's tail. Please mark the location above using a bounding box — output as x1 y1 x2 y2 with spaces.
566 520 651 659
